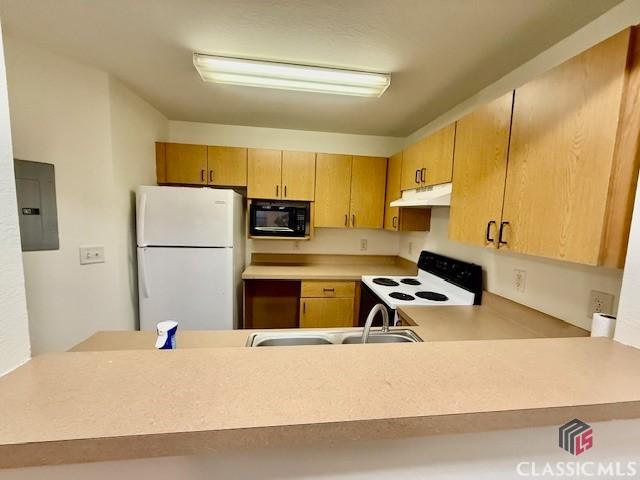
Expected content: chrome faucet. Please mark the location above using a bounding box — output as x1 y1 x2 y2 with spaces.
361 304 390 344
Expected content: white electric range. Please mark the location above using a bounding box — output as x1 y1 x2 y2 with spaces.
360 251 483 325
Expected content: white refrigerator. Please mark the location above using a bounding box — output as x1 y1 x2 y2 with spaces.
136 186 244 331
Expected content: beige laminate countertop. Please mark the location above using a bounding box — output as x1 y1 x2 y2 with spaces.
2 337 640 469
398 292 589 341
241 253 417 280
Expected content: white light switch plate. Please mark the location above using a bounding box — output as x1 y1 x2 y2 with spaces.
79 245 105 265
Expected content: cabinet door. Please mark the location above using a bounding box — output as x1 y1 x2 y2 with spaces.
207 146 247 187
314 154 352 228
165 143 207 185
400 141 424 191
300 298 354 328
449 92 513 247
282 151 315 201
247 148 282 199
384 152 402 231
423 123 456 186
502 31 629 264
350 156 387 229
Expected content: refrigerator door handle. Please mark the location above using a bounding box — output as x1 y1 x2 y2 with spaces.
137 192 147 247
139 247 151 298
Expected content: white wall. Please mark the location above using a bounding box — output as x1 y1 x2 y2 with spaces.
0 26 30 376
4 36 168 355
169 120 403 262
3 419 640 479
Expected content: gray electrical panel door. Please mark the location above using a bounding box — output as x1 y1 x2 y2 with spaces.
14 159 59 251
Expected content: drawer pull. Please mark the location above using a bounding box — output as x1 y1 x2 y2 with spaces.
323 288 335 293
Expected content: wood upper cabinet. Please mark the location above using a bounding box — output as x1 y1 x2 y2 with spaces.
164 143 207 185
247 148 282 199
349 156 387 229
448 28 640 267
449 92 513 247
400 123 456 190
281 151 315 201
385 152 431 232
207 146 247 187
424 123 456 186
384 152 402 230
400 141 424 190
501 29 635 266
314 154 352 228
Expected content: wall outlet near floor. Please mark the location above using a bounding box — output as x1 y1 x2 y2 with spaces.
360 239 368 251
588 290 614 319
79 245 105 265
513 269 526 293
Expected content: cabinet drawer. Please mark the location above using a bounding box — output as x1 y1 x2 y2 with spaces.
300 298 355 328
300 280 355 298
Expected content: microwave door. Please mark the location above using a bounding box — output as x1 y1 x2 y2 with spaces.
254 226 294 232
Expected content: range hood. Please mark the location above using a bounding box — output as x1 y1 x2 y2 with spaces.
389 183 452 207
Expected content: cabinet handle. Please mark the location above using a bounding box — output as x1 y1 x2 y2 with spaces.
414 169 420 184
344 214 348 227
302 301 306 315
352 214 356 227
284 185 287 197
323 288 335 296
201 169 206 182
276 185 279 197
209 170 213 183
498 221 510 246
485 220 496 244
421 168 426 183
392 216 398 229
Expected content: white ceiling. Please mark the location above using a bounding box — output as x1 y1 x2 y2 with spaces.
0 0 623 136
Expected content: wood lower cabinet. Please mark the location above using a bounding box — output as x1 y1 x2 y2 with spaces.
247 148 282 199
282 151 315 201
300 280 356 328
164 143 207 185
243 279 358 329
207 146 247 186
314 154 353 227
300 298 355 328
449 92 513 247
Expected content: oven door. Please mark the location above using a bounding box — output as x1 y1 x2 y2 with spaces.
359 282 398 327
250 205 299 237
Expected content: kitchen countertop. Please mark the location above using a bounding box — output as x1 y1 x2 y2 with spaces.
398 292 589 340
2 337 640 468
241 253 417 280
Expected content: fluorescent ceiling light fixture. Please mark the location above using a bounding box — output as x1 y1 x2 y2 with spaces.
193 53 391 97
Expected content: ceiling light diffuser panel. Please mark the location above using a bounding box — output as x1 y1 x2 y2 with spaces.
193 53 391 97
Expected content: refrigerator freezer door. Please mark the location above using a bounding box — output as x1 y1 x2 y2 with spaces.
137 186 233 247
138 247 234 331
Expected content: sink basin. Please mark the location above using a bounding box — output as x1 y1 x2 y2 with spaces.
250 336 332 347
246 329 423 347
341 332 421 344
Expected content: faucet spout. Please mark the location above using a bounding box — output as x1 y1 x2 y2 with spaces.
361 304 390 344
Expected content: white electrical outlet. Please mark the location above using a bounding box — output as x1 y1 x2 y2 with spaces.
588 290 614 319
408 242 413 255
79 245 105 265
360 239 368 251
514 269 527 293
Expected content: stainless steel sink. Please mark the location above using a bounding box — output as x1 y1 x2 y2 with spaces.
246 329 422 347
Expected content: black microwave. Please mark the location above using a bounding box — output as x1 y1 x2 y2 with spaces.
249 201 310 237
